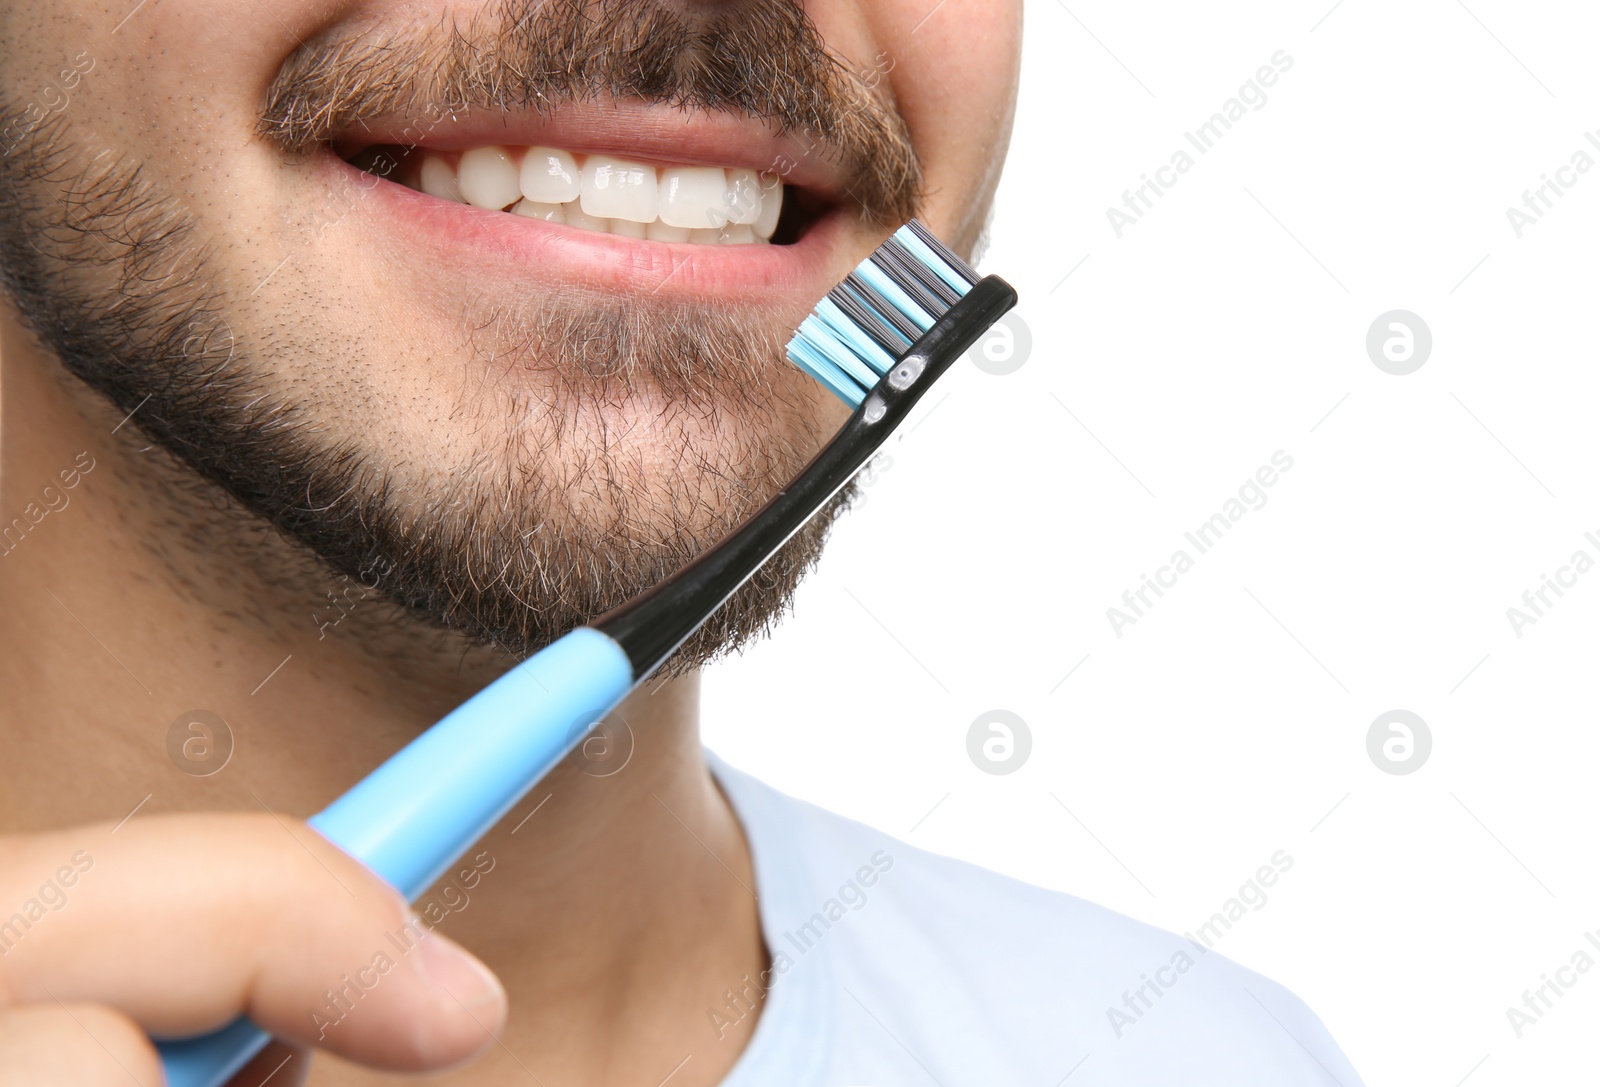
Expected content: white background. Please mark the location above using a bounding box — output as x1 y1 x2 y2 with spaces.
704 2 1600 1084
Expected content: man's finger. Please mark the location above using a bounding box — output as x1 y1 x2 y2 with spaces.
0 813 506 1072
0 1001 164 1087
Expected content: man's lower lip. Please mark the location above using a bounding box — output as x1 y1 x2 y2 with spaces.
320 150 850 304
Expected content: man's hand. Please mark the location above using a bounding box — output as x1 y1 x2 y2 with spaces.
0 813 507 1086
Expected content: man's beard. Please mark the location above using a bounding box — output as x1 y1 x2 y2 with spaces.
0 0 922 670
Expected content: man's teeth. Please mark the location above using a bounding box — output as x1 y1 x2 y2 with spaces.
581 155 657 224
521 147 580 204
410 145 782 244
457 147 523 211
659 165 727 228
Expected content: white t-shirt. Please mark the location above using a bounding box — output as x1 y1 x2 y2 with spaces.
707 752 1364 1086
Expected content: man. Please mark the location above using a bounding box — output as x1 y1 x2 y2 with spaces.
0 1 1364 1083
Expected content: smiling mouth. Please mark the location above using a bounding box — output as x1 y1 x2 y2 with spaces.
343 141 830 247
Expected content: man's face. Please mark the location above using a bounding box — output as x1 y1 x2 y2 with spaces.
0 0 1020 664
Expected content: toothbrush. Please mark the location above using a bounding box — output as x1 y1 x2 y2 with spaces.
156 219 1017 1086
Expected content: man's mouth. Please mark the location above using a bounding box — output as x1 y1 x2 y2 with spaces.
346 144 787 245
318 103 878 301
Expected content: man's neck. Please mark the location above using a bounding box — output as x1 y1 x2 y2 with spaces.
0 318 769 1085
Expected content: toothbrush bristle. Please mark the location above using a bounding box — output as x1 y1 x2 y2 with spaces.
787 219 980 408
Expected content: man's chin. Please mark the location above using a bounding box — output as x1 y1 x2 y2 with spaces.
225 315 852 667
339 443 858 670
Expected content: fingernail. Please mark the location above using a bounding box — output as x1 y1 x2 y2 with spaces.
415 931 505 1011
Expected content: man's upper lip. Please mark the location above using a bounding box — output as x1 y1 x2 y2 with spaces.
330 100 848 199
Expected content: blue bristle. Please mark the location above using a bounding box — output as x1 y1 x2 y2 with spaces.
854 260 935 333
893 225 970 294
786 338 865 404
785 219 978 408
815 298 897 375
797 316 879 391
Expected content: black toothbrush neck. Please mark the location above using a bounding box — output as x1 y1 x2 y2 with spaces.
596 275 1018 681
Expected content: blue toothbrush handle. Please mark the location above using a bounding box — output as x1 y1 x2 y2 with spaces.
154 627 636 1087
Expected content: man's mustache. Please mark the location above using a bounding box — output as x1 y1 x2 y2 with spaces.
259 0 921 226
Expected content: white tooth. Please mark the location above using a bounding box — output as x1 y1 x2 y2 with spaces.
565 206 611 234
646 220 692 243
754 179 782 239
608 217 647 239
419 155 463 203
512 199 566 223
724 169 764 226
580 156 658 223
719 224 757 245
659 166 729 230
688 227 723 244
457 146 523 210
520 146 580 204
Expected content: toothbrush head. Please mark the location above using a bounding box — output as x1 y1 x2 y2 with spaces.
786 219 985 409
